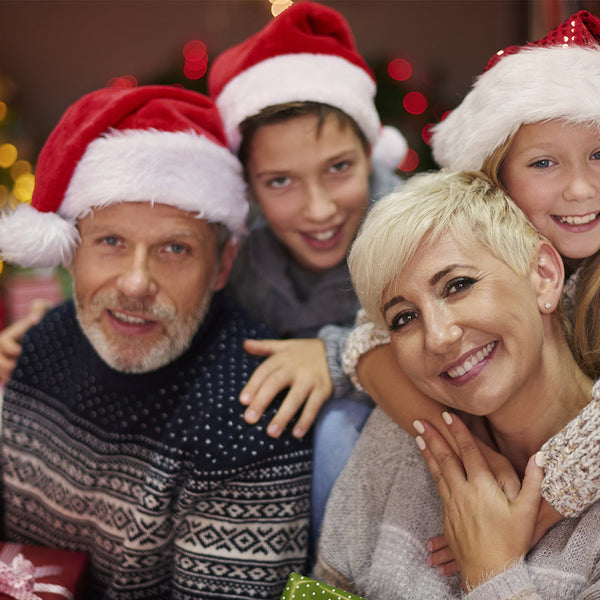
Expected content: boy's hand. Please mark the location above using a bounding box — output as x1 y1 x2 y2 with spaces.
240 338 333 438
0 299 49 383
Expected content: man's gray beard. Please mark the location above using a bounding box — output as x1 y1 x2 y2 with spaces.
73 285 214 374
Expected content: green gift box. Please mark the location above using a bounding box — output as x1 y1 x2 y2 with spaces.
280 572 367 600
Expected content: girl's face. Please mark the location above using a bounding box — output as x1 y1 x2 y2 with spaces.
501 120 600 261
246 113 371 273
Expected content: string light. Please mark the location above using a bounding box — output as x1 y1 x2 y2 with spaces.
269 0 293 17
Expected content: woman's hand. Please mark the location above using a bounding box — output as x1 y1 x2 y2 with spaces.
240 338 333 438
415 412 544 589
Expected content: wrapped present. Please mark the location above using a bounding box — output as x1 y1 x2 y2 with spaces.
0 543 87 600
280 573 367 600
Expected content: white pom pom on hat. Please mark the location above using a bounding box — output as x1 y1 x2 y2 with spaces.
0 85 248 268
432 10 600 172
208 0 408 169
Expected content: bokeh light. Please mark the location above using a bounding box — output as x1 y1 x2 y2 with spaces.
0 102 6 123
0 143 17 169
12 172 34 204
183 40 208 80
388 58 412 82
10 159 31 181
107 75 138 89
403 91 427 115
421 123 435 146
399 148 419 173
270 0 293 16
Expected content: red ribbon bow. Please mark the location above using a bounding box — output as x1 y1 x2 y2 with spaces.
0 544 74 600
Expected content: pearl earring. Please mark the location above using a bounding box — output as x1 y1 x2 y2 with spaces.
544 302 552 309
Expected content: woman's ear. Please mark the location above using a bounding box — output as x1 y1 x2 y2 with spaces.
533 241 564 313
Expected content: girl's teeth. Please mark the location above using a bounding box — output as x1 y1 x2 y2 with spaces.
557 213 598 225
446 342 495 379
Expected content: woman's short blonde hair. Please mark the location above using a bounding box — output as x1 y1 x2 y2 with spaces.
348 170 547 328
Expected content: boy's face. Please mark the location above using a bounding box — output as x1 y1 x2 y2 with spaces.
246 113 371 273
70 202 236 373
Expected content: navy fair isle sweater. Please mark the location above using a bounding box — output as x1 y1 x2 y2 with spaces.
1 293 312 600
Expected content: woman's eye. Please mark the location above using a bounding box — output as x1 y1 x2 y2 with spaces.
591 150 600 161
445 277 476 296
389 310 418 332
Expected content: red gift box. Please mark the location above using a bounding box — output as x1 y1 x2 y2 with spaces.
0 543 87 600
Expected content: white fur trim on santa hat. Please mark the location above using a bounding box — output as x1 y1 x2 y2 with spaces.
372 126 408 170
62 129 248 238
0 202 79 268
432 45 600 171
215 53 380 152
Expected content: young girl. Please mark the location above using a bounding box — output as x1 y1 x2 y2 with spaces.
342 9 600 565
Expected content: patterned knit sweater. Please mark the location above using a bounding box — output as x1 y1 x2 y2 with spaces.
1 294 312 600
315 402 600 600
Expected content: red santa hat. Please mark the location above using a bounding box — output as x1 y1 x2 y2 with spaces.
0 85 248 268
208 0 407 170
432 10 600 171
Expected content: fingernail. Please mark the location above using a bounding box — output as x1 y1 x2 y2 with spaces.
244 409 257 423
415 436 426 450
442 411 453 425
240 392 250 405
413 420 425 434
535 451 546 468
292 426 304 439
267 423 281 438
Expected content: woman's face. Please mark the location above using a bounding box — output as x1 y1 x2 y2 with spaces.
245 113 371 273
381 233 546 419
501 120 600 261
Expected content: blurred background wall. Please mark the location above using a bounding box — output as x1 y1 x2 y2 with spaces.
0 0 598 324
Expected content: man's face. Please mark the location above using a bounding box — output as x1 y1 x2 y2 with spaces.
70 202 235 373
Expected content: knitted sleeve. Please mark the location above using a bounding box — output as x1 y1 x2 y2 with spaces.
319 323 376 403
540 381 600 517
341 310 390 391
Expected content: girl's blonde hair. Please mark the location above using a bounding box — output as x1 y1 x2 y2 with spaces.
348 170 550 329
479 124 600 378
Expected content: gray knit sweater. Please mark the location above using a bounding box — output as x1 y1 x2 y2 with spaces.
315 400 600 600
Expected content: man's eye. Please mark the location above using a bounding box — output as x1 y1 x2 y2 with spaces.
102 236 120 247
166 244 187 255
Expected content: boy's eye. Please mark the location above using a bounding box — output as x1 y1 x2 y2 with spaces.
591 150 600 161
267 176 291 189
445 276 476 296
389 310 419 332
329 160 351 174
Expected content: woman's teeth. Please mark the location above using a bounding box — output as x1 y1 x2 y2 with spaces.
446 342 495 379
